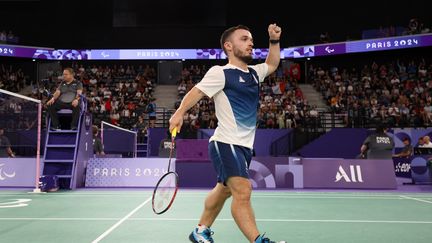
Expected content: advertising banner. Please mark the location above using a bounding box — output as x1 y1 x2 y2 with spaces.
303 158 397 189
0 158 36 187
85 158 171 187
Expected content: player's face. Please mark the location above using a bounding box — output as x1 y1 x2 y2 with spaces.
62 70 74 82
230 29 254 64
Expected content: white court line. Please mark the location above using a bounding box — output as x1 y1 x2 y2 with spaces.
0 191 427 197
0 218 119 221
0 195 415 200
1 217 432 224
0 191 430 197
133 218 432 224
2 191 431 195
400 195 432 204
1 193 432 200
91 196 152 243
251 196 404 200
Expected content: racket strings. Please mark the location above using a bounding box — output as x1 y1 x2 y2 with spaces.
152 130 178 214
153 173 177 213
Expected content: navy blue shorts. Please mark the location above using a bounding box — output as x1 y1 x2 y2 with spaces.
209 141 253 185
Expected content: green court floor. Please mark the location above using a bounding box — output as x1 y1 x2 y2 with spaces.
1 189 431 243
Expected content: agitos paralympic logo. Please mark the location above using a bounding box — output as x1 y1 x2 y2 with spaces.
0 163 16 180
0 199 32 208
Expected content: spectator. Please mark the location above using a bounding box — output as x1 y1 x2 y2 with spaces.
393 137 413 158
134 115 148 143
407 18 420 35
0 128 15 158
6 31 15 43
421 135 432 148
146 98 157 128
319 32 331 43
0 31 6 43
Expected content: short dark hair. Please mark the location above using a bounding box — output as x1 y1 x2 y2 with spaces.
92 125 99 136
220 25 250 55
375 123 387 134
64 67 75 76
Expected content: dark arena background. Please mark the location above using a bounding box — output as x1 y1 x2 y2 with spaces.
0 1 431 242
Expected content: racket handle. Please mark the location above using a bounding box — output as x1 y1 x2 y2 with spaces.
171 127 178 138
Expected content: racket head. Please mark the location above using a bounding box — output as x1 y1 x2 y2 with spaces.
152 171 179 214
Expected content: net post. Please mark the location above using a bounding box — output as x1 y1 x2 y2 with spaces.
134 132 137 158
101 121 104 146
33 102 43 193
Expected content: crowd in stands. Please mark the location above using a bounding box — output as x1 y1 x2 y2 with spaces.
405 18 430 35
3 53 432 134
311 57 432 128
0 65 37 132
321 17 431 43
0 30 18 44
0 64 28 92
0 98 37 132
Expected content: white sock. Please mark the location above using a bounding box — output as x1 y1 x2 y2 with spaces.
196 224 208 233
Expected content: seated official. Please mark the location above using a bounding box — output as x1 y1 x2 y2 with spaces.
393 137 413 158
46 68 83 130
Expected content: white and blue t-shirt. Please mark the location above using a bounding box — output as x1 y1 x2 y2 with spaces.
195 63 268 149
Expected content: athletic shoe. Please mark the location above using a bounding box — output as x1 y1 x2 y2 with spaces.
255 233 286 243
50 126 61 131
189 227 214 243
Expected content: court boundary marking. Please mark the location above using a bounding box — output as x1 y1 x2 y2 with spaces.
1 191 431 196
1 217 432 224
91 196 152 243
1 194 431 200
399 195 432 204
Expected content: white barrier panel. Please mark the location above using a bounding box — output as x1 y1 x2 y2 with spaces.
0 158 37 187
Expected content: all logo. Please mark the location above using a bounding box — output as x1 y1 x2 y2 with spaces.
335 165 363 183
